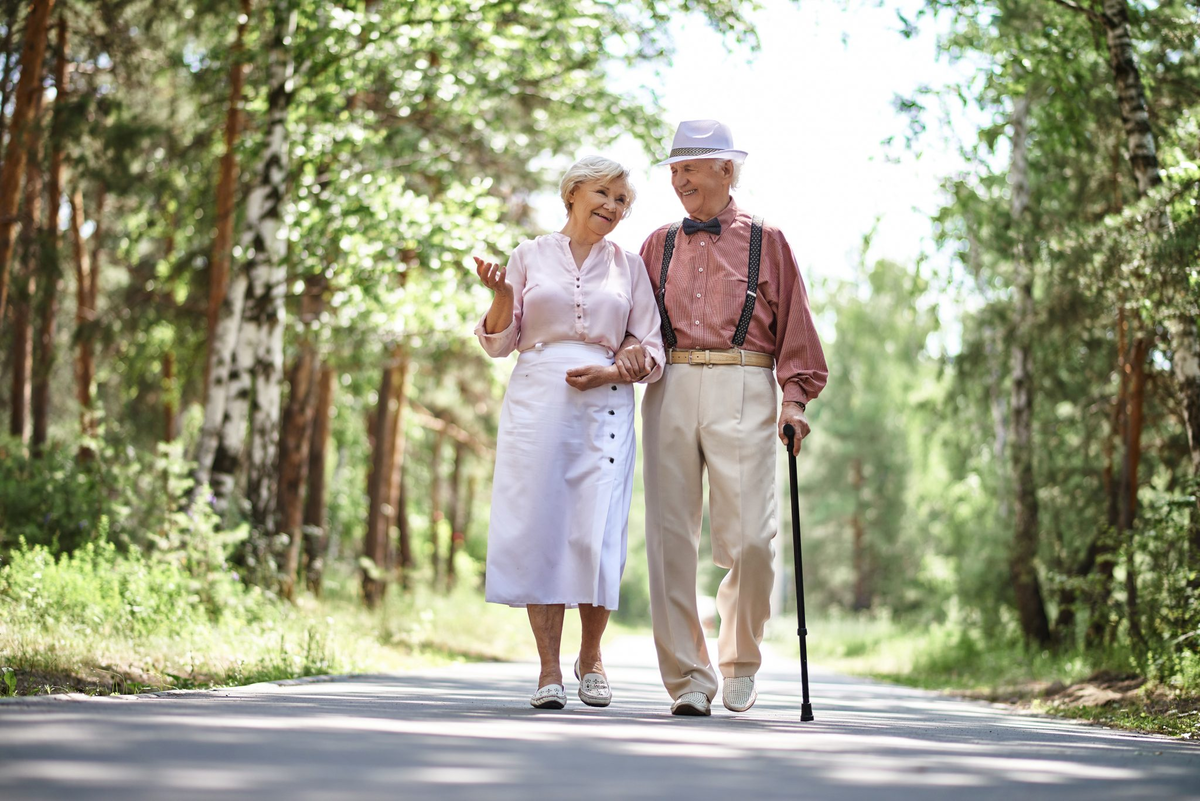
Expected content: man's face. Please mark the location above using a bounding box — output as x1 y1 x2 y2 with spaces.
669 159 732 219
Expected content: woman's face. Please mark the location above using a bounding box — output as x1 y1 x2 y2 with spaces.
568 178 631 237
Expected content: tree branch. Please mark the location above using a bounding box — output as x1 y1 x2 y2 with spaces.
1045 0 1105 24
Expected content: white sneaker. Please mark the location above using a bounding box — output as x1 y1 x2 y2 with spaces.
671 691 711 716
722 676 757 712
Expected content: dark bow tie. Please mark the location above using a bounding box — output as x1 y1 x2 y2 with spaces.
682 216 721 237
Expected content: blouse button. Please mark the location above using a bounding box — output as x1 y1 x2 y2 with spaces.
608 410 615 415
611 386 617 390
609 457 614 464
610 433 615 439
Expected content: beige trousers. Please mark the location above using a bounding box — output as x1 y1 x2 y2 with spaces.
642 362 778 701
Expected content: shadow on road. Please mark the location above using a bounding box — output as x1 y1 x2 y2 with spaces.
1 652 1197 800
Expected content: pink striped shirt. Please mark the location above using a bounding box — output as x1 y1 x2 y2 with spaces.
639 197 828 405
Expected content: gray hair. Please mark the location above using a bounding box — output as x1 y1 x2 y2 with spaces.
712 159 743 190
560 155 637 219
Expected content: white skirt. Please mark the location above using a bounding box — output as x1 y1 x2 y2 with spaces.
484 342 636 610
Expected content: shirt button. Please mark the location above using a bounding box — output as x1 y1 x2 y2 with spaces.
694 320 700 325
698 268 703 273
700 242 706 247
696 293 701 298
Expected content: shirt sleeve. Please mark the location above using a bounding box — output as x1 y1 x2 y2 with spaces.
625 252 665 383
771 232 828 404
474 246 526 358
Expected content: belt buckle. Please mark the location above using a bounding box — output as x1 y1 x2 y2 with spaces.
688 350 710 366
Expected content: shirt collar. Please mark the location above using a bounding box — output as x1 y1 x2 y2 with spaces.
685 196 738 241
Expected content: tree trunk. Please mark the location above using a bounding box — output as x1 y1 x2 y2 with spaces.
204 0 294 524
1119 335 1148 647
384 374 410 587
1170 317 1200 574
9 83 43 443
1097 0 1200 519
68 186 96 459
0 0 54 320
0 0 22 149
1007 94 1051 647
429 428 447 589
243 0 296 534
277 274 325 600
445 441 466 588
163 351 176 442
302 364 334 594
197 269 250 501
363 344 408 607
850 457 870 611
396 464 412 574
205 0 252 394
31 12 66 454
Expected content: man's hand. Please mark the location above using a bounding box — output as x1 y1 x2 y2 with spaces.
566 364 617 392
778 401 810 455
615 336 649 382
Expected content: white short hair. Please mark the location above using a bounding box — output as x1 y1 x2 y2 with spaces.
560 156 636 219
712 159 742 190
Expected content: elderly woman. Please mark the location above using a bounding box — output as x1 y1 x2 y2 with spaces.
475 156 663 710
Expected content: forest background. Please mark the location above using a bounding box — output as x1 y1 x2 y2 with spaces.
0 0 1197 736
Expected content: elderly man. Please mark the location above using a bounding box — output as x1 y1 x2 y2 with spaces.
623 119 828 716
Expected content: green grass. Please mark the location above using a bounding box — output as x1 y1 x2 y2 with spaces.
0 541 547 697
767 612 1200 740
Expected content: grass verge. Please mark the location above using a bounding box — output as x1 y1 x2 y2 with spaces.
0 541 554 698
767 613 1200 741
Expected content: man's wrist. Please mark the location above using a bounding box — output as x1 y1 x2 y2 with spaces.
784 400 807 413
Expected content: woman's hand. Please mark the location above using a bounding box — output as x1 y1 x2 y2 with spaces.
615 337 650 382
566 364 619 392
475 256 513 297
476 256 514 335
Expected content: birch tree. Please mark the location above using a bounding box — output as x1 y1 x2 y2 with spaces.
1007 94 1052 646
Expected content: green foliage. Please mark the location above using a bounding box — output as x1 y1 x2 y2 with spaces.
1 540 211 639
801 256 939 613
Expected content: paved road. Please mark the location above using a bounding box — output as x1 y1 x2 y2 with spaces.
1 636 1197 800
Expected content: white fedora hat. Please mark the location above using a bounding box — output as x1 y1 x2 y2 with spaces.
657 119 748 166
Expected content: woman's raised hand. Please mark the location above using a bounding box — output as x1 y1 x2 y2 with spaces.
474 256 512 297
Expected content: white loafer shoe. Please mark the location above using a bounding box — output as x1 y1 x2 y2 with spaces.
530 684 566 709
722 676 757 712
671 691 711 716
574 658 612 707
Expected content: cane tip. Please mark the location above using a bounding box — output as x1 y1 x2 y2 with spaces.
801 703 814 722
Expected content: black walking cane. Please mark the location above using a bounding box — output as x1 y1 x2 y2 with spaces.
783 424 814 721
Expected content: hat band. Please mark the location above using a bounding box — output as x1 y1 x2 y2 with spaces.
668 146 723 158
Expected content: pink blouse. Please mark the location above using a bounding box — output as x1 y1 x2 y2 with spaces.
475 232 665 383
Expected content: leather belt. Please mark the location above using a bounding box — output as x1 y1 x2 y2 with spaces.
667 348 774 368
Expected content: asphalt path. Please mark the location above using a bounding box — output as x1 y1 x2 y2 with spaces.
1 636 1198 800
